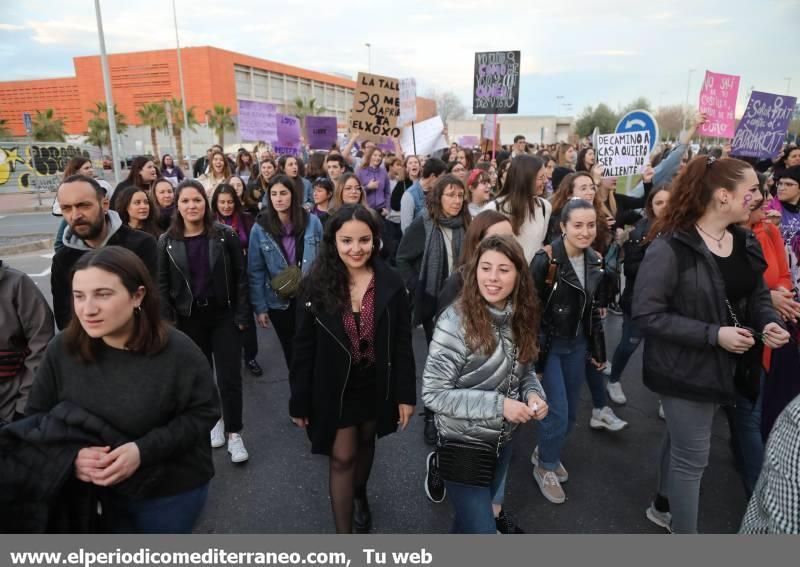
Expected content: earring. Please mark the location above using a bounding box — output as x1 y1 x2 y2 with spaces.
134 305 142 315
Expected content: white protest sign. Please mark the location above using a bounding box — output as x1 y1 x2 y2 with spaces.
398 78 417 127
400 115 448 156
595 131 651 177
482 114 495 140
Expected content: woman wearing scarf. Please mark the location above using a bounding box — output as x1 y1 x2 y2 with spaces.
396 173 470 445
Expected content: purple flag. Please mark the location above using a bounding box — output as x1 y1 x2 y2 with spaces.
306 116 338 150
731 91 797 159
277 114 301 145
238 100 277 142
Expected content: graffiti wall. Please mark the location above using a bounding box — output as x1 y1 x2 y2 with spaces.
0 143 106 194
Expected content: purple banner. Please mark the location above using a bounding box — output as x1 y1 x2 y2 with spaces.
273 143 300 157
458 135 479 148
277 114 301 145
306 116 338 150
731 91 797 159
238 100 277 142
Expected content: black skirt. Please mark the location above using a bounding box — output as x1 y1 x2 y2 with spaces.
338 362 377 428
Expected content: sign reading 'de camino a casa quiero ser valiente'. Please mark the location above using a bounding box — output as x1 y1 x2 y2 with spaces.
595 131 652 177
350 72 400 143
472 51 521 115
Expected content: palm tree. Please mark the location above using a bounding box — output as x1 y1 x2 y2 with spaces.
137 102 167 161
292 97 327 138
31 109 67 142
206 103 236 147
166 98 198 168
0 119 12 139
85 102 128 150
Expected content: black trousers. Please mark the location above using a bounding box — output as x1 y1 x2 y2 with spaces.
268 298 297 370
240 313 258 361
178 302 243 433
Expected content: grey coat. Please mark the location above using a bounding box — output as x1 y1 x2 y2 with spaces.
422 302 545 448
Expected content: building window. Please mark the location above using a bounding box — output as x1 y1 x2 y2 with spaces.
335 87 345 110
254 72 268 99
235 68 251 97
299 79 311 101
269 73 284 101
325 84 335 108
285 77 298 102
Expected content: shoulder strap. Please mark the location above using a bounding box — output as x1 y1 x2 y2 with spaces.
542 245 557 286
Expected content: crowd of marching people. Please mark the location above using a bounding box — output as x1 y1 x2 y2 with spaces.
2 115 800 536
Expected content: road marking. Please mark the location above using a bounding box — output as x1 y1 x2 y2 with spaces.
29 267 51 278
40 252 54 259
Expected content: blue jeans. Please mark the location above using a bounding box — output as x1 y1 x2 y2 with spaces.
110 483 209 533
609 313 643 384
585 363 607 409
444 445 512 534
725 372 766 498
537 336 587 470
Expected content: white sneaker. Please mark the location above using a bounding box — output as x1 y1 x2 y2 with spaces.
601 362 612 377
590 406 628 431
210 419 225 448
646 504 673 533
658 401 665 420
607 381 627 404
227 433 249 463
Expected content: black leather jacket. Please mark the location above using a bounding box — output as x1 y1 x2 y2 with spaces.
530 237 606 370
619 217 651 314
157 224 250 326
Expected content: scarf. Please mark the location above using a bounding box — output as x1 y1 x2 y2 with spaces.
342 275 376 364
218 213 248 250
414 210 465 324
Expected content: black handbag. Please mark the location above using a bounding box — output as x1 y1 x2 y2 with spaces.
436 347 518 487
724 299 764 403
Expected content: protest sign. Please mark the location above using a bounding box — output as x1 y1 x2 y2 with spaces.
731 91 797 159
276 114 301 145
272 143 300 157
305 116 337 150
399 78 417 127
238 100 277 142
595 131 652 177
458 135 479 148
399 116 447 156
472 51 521 114
698 70 740 139
481 115 495 140
350 72 400 143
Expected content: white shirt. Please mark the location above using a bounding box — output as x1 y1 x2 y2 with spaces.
485 197 552 263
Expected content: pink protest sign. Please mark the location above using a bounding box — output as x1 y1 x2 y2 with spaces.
698 70 740 139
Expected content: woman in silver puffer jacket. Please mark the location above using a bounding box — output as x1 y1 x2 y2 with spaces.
422 235 548 534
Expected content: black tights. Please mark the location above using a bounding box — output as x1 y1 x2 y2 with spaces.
329 420 377 534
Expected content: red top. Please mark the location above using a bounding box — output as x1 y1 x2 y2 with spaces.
752 221 791 369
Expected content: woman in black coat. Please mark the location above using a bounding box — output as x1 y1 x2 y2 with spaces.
289 205 416 534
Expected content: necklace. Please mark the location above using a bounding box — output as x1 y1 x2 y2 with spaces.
696 223 727 249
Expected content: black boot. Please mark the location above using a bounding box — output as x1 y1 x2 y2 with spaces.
353 490 372 534
423 408 437 446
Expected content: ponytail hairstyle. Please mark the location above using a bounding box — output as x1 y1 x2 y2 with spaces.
650 156 753 239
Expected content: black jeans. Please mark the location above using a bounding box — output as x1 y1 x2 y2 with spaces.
178 301 243 433
241 313 258 361
268 298 297 370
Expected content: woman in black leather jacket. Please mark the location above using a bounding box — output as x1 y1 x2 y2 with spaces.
529 199 619 505
157 180 251 465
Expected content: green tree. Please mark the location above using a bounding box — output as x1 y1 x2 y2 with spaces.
32 109 67 142
291 97 327 137
0 119 12 139
206 103 236 147
85 102 128 151
166 98 198 167
622 97 653 114
655 105 688 141
137 102 168 161
574 103 619 137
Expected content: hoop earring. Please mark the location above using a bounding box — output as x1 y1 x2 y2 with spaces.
134 305 142 315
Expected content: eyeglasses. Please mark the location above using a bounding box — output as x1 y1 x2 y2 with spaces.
443 192 465 199
344 185 363 193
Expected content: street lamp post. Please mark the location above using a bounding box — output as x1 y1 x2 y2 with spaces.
682 68 697 135
365 43 372 72
94 0 122 185
172 0 192 173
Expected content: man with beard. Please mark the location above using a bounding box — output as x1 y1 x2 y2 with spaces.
51 175 158 329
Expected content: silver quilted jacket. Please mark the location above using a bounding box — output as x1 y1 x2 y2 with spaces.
421 302 545 448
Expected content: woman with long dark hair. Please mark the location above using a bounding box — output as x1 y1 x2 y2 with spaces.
250 158 277 202
115 186 162 239
278 155 313 206
112 157 158 210
211 184 262 377
158 180 251 464
633 156 789 533
248 175 323 368
423 235 547 533
198 150 231 198
152 177 176 232
290 205 416 534
26 246 220 532
486 155 551 263
234 150 255 183
161 154 184 187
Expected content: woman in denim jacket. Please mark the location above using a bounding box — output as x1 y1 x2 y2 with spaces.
248 175 323 368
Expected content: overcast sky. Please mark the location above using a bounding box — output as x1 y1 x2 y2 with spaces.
1 0 796 118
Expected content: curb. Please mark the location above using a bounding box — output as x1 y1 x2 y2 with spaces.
0 238 53 256
0 206 54 214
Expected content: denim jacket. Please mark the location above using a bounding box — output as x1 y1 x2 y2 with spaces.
248 214 322 313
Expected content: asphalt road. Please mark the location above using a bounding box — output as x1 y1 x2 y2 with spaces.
0 212 61 238
2 246 748 534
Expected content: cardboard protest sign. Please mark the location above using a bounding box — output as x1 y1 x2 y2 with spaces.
595 131 652 177
399 78 417 127
350 72 400 143
698 71 740 139
399 116 448 156
731 91 797 159
472 51 521 114
238 100 278 142
277 114 301 145
306 116 337 150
